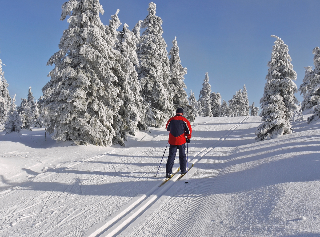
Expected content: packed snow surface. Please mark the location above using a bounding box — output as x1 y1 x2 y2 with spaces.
1 115 320 236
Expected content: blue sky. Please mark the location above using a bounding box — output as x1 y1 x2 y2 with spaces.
1 0 320 108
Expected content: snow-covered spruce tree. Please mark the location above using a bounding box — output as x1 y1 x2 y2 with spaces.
229 86 249 117
33 101 43 128
27 87 36 111
168 37 193 120
210 92 221 117
138 2 174 127
42 0 122 146
198 72 212 117
132 20 142 77
0 59 11 126
220 100 230 117
305 48 320 123
240 85 249 116
110 15 148 145
18 98 32 130
299 47 320 117
105 9 126 146
185 108 196 122
5 95 22 133
132 20 142 41
132 20 142 74
299 66 315 111
18 87 36 130
250 102 259 116
229 90 242 117
188 90 198 117
17 99 25 122
256 35 298 141
37 96 49 128
228 96 235 117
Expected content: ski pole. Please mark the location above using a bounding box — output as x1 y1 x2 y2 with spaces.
155 144 168 177
185 142 189 183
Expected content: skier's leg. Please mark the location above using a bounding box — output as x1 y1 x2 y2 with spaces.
178 144 187 173
166 145 177 174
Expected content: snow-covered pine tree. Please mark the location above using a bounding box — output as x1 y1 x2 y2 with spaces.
168 37 188 107
188 90 198 118
210 92 221 117
228 93 236 117
229 85 249 117
220 100 230 117
229 90 241 117
305 47 320 122
299 66 315 111
42 0 122 146
198 72 212 117
5 95 22 133
27 87 37 128
18 98 33 130
240 85 249 116
256 35 298 141
299 47 320 116
123 23 148 130
33 101 43 128
27 87 36 111
37 96 49 128
132 20 142 41
111 18 147 145
132 20 142 78
105 9 126 146
18 87 36 130
0 59 11 126
250 102 259 116
138 2 174 127
17 98 25 124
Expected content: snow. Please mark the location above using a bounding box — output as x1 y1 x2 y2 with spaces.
1 115 320 236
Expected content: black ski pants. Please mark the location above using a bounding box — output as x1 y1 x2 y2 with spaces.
166 144 187 174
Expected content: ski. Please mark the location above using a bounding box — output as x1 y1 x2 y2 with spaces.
177 163 194 181
159 167 180 187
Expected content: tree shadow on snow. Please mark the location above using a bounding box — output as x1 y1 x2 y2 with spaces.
0 173 162 197
194 147 320 196
0 129 75 149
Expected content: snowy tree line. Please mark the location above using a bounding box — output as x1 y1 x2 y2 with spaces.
0 0 262 145
3 2 320 145
0 71 44 133
1 1 195 146
192 72 258 118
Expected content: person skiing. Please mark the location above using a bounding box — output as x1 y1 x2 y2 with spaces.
165 108 192 178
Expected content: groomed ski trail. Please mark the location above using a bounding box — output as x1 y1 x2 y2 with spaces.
86 116 249 237
0 145 166 237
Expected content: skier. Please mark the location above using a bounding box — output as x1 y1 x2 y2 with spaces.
165 108 192 178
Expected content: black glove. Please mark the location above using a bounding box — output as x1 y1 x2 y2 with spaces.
186 138 190 143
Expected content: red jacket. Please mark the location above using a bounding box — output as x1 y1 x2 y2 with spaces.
166 115 192 145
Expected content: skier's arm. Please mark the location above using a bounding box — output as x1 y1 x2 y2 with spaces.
184 119 192 139
166 118 172 131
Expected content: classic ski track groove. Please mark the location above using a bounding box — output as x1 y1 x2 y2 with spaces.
88 116 249 237
129 117 249 236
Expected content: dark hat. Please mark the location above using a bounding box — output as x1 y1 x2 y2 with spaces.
176 108 184 114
